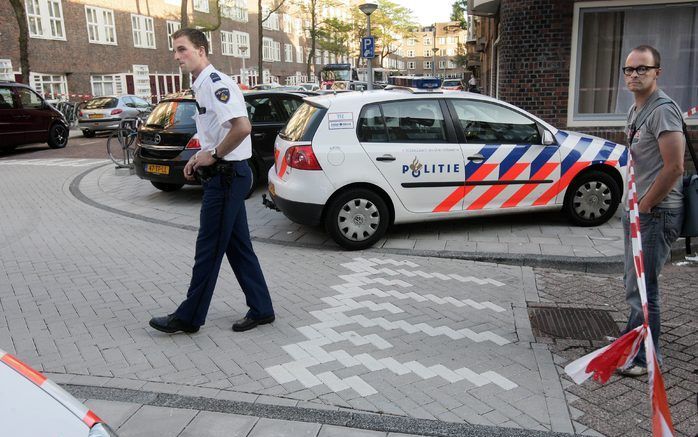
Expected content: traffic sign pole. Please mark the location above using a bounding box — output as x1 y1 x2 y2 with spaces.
366 14 373 90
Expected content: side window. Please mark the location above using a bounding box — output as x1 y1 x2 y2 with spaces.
133 96 151 108
0 87 15 109
246 97 282 122
16 87 43 110
358 104 387 142
451 100 541 144
121 96 135 107
278 97 302 118
381 99 447 143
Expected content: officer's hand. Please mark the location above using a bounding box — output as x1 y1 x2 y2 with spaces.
184 156 196 181
193 151 215 170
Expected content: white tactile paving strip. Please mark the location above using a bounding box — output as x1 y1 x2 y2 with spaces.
266 257 518 397
0 158 104 167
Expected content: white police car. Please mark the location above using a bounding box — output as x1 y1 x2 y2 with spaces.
267 79 628 250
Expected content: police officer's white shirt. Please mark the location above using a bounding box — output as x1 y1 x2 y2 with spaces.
191 64 251 161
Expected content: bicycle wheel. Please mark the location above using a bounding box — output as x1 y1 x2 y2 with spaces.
107 130 130 167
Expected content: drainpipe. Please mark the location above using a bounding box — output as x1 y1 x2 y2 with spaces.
491 29 500 99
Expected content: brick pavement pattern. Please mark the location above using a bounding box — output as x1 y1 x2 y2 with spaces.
535 265 698 437
0 162 572 434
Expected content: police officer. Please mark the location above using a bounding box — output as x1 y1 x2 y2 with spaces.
149 28 275 334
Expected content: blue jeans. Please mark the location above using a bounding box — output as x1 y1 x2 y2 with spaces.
622 207 683 367
175 161 274 326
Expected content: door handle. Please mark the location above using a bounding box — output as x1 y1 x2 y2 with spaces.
253 132 266 138
467 154 485 161
376 155 396 162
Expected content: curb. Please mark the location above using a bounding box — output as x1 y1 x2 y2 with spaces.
69 164 697 274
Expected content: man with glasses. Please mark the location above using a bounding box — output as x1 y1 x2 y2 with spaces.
618 45 685 376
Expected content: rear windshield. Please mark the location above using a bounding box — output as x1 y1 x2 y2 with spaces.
145 101 197 128
279 102 326 142
443 80 460 86
85 97 118 109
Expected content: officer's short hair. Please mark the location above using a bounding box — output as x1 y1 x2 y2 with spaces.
172 28 209 54
631 44 661 67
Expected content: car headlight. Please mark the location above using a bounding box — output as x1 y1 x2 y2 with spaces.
88 423 119 437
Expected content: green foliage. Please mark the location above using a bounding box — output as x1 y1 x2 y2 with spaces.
450 0 468 29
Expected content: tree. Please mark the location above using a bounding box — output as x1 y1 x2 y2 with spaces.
368 0 415 68
450 0 468 29
9 0 30 84
297 0 339 80
257 0 286 83
316 17 352 62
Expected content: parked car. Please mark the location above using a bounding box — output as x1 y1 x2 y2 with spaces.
250 83 281 91
133 90 308 194
78 95 152 138
298 83 320 92
267 81 628 250
441 79 465 91
0 348 118 436
0 81 69 150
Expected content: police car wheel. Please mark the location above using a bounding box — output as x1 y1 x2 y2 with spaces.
564 170 620 227
326 189 389 250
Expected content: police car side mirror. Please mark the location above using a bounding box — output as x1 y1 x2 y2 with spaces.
543 131 555 145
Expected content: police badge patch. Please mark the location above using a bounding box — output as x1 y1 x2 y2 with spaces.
215 88 230 103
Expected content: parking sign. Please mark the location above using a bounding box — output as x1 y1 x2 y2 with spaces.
361 37 375 59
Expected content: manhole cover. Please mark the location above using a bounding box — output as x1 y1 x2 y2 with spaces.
528 305 620 340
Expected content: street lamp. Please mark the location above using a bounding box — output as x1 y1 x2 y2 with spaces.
358 1 378 90
432 47 439 77
239 45 248 87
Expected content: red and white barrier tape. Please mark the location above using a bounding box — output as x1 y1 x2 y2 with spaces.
685 106 698 118
565 156 675 436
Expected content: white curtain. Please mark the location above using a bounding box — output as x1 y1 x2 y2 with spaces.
615 4 698 115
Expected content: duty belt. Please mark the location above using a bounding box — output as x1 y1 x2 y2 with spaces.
196 161 239 182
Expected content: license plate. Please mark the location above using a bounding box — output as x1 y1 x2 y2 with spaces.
145 164 169 175
268 182 276 197
88 114 104 119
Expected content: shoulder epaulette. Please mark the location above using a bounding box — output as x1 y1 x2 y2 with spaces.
210 72 221 82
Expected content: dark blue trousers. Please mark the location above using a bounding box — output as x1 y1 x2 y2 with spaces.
175 161 274 327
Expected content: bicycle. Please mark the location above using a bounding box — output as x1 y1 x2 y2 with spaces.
107 110 148 168
55 101 79 127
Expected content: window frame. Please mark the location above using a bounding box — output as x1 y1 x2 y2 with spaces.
25 0 66 41
90 74 125 97
0 59 14 81
193 0 209 13
85 5 117 45
166 20 180 51
568 0 697 127
263 37 274 61
131 14 156 49
30 72 68 100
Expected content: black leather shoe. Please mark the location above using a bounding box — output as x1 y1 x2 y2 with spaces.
149 314 199 334
232 315 275 332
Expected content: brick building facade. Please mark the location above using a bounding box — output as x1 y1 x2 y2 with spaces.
467 0 697 145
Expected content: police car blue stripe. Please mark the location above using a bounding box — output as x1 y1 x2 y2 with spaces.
554 131 569 144
560 137 592 175
498 145 529 178
619 148 629 167
529 146 557 177
463 145 498 179
591 141 617 163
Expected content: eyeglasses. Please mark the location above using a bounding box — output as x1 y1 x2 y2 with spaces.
622 65 660 76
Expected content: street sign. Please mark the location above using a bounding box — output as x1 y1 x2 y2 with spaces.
361 36 375 59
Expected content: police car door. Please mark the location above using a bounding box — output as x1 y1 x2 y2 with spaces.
358 98 465 213
446 99 560 212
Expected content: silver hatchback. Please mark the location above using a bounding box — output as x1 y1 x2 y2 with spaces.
78 95 152 137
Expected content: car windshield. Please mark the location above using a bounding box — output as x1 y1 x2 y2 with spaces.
443 81 460 86
321 69 351 81
85 97 118 109
145 101 197 128
279 103 325 142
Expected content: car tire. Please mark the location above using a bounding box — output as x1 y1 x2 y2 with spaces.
564 170 620 227
151 181 184 192
47 123 68 149
82 129 95 138
325 188 389 250
245 158 258 199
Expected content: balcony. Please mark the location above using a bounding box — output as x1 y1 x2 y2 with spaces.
467 0 500 16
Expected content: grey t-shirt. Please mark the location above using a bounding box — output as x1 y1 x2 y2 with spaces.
626 89 685 209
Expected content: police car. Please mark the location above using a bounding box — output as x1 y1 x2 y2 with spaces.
267 78 628 250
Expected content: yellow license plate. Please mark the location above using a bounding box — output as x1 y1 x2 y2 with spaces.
88 114 104 119
146 164 170 175
268 182 276 197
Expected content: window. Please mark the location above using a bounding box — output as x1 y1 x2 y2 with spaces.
296 46 304 63
262 7 280 30
448 60 456 69
407 38 416 46
30 73 68 100
423 36 432 46
323 50 329 64
439 60 446 69
90 74 125 96
25 0 65 40
85 6 117 45
448 36 459 44
280 103 325 141
246 97 282 122
283 14 293 33
131 14 155 48
166 21 180 51
221 0 248 22
193 0 209 13
446 48 456 56
196 27 214 54
315 50 322 65
274 41 281 61
407 61 416 69
424 48 432 57
263 37 274 61
571 1 698 125
358 104 388 142
235 31 250 57
0 87 15 109
279 96 302 116
406 50 415 58
380 100 447 143
423 61 432 69
221 30 235 56
438 37 446 45
295 18 303 36
285 44 293 62
0 60 13 81
450 100 541 144
16 87 44 110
